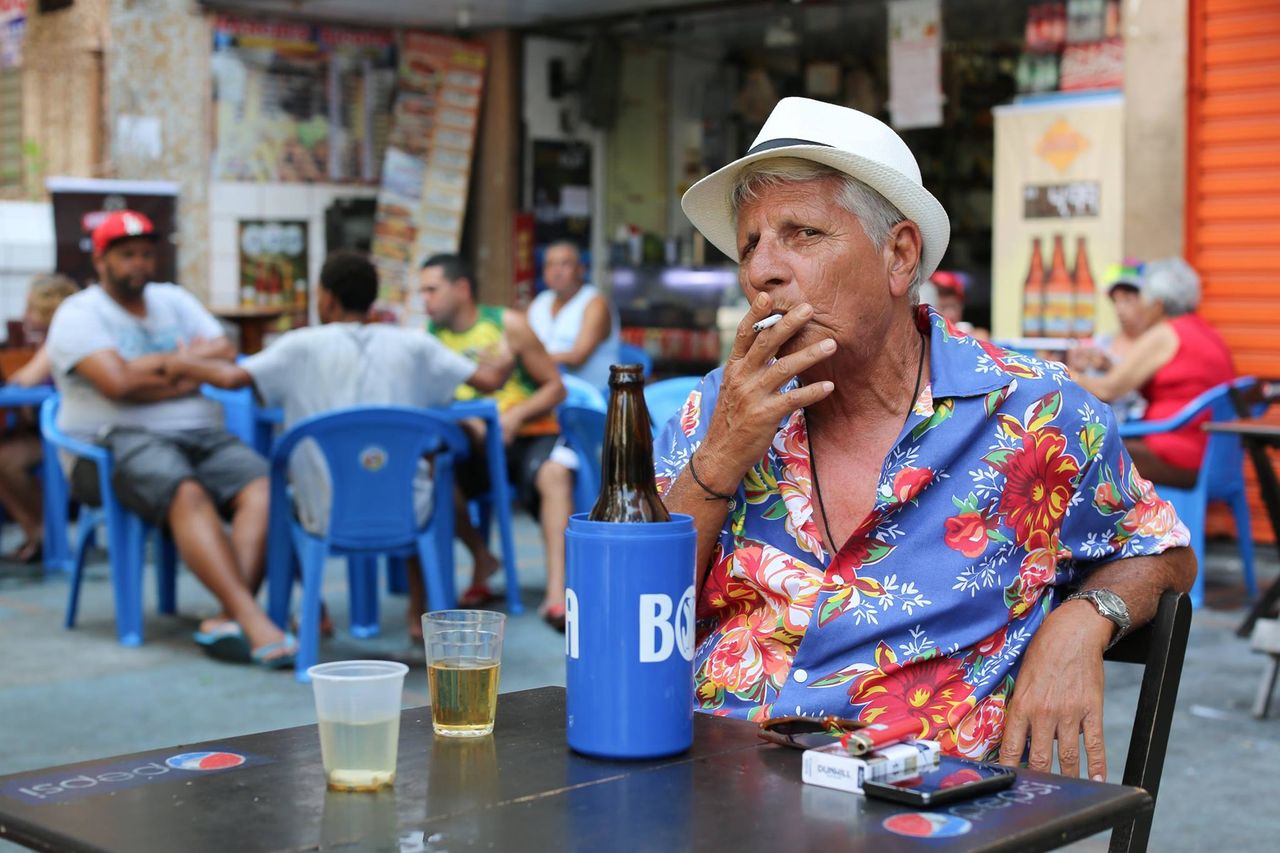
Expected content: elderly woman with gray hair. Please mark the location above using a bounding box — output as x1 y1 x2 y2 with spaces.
1072 257 1234 487
655 98 1193 783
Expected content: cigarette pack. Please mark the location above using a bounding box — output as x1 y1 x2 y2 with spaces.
801 739 942 795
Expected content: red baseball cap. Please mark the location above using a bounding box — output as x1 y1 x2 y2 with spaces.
930 270 965 298
92 210 158 256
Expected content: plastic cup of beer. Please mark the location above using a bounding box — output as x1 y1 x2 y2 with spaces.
308 660 409 792
423 610 505 737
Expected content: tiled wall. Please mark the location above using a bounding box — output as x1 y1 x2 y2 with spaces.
208 181 379 318
0 201 55 328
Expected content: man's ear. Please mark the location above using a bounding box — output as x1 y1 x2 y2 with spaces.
885 221 923 299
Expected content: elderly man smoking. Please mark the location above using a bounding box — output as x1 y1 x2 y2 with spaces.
656 98 1195 779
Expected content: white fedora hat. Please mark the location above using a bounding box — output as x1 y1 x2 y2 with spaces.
681 97 950 280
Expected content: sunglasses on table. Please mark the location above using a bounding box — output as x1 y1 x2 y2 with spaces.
757 715 868 751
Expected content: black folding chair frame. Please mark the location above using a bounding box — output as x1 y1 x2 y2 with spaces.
1102 590 1193 853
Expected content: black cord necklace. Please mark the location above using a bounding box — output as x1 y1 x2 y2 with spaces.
807 329 927 557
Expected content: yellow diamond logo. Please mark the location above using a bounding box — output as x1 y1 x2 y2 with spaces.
1035 119 1090 174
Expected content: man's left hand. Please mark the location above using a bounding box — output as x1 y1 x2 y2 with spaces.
998 599 1113 780
498 412 521 447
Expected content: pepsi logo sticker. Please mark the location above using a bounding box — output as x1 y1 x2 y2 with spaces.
4 748 268 806
882 812 973 838
359 446 387 472
165 752 246 771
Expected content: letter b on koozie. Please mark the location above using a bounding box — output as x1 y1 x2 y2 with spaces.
639 586 695 663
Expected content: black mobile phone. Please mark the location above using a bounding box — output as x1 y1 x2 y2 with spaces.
862 756 1016 807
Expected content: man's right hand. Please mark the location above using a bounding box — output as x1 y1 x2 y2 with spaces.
131 352 174 375
696 293 837 488
1066 346 1109 374
498 411 522 447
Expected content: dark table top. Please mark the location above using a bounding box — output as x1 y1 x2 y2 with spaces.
0 687 1150 853
1205 419 1280 442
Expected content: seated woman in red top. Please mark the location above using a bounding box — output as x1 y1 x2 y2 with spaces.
1072 257 1235 487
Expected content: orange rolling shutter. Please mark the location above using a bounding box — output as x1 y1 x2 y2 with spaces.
1187 0 1280 543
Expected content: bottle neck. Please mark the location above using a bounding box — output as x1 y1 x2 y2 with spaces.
600 384 655 489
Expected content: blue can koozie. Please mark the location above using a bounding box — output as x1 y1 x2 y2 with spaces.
564 512 696 759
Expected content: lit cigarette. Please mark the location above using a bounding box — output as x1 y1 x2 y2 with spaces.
752 314 784 333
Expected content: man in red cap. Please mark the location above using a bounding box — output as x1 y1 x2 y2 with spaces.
44 210 295 667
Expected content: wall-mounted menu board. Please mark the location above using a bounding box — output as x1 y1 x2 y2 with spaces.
210 16 397 185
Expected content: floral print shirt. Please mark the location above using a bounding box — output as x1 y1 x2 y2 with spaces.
654 306 1189 760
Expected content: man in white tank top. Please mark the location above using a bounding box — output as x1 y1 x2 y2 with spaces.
522 241 620 631
526 241 620 390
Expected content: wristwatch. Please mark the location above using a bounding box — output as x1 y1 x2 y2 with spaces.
1064 589 1131 650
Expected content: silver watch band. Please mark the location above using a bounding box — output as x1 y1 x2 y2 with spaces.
1064 589 1130 650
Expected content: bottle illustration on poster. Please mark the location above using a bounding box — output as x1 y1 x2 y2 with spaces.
1072 236 1095 337
1021 233 1098 339
1021 236 1046 337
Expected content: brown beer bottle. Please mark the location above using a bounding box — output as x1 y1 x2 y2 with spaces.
1022 237 1047 337
1043 234 1074 337
589 364 671 523
1072 236 1096 337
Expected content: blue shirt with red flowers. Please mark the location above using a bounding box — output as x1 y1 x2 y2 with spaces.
654 306 1188 760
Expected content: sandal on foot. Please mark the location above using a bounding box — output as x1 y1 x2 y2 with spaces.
251 633 298 670
2 540 42 565
193 622 251 664
459 581 498 608
543 604 567 633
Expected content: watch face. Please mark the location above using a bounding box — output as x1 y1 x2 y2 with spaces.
1092 590 1128 623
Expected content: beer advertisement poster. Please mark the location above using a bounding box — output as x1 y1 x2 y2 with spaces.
991 93 1124 340
238 219 310 331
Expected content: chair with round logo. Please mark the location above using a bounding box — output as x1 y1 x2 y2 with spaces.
263 405 471 680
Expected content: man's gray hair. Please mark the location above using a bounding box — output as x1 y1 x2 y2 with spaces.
730 158 924 299
1140 257 1201 317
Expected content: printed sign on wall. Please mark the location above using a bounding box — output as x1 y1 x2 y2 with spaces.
238 219 309 330
370 33 486 311
991 94 1124 340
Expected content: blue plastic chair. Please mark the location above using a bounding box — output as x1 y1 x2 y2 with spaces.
643 376 702 438
558 405 607 514
0 385 61 567
617 342 653 379
40 395 178 646
262 406 471 680
561 373 608 411
556 377 608 513
200 382 281 457
1120 378 1258 608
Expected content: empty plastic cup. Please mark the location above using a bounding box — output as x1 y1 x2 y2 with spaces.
308 660 409 791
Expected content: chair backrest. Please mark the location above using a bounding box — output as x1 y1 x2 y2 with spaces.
39 393 108 462
202 384 257 448
1118 378 1256 503
560 373 607 412
1201 378 1255 499
617 342 653 378
270 406 469 549
558 404 607 513
1102 590 1192 853
643 376 701 437
1227 375 1266 418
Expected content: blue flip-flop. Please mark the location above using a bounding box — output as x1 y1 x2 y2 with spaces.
251 633 298 670
193 622 251 663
